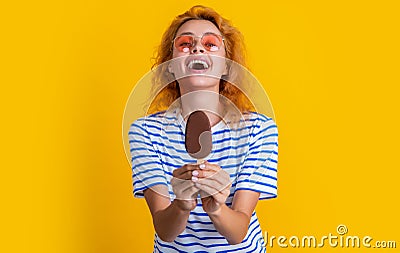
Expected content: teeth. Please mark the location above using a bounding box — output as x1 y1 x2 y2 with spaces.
188 59 209 69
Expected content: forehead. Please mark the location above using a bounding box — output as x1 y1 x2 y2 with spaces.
176 20 221 36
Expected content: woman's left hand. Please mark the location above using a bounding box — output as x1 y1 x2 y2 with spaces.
192 161 231 214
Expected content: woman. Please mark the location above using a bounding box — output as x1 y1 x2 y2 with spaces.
129 5 278 252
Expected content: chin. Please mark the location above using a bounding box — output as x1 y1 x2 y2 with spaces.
179 76 220 90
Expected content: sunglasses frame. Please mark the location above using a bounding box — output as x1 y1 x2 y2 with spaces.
172 32 225 52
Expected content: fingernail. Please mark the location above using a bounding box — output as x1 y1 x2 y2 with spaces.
191 176 198 182
199 163 206 169
192 170 199 176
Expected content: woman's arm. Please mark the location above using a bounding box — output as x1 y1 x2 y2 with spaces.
193 162 260 244
143 186 190 242
143 164 200 242
208 190 260 245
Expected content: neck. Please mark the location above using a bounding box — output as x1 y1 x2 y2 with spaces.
180 90 223 127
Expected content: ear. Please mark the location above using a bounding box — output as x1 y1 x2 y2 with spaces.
222 61 229 76
168 64 174 74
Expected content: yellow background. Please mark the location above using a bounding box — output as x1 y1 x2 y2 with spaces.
2 0 399 252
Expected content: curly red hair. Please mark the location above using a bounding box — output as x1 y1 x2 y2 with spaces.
148 5 254 114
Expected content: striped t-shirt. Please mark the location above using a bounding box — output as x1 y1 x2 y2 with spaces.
129 108 278 253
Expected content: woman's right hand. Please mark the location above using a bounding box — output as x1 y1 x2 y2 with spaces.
171 164 200 211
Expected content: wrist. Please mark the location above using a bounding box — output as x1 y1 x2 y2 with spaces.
172 199 194 212
207 203 226 217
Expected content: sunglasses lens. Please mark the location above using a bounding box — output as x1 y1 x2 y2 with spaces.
174 36 194 52
174 34 223 52
201 34 222 52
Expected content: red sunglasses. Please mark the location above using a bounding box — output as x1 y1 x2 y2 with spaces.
173 32 224 53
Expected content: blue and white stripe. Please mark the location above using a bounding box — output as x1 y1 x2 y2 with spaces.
129 108 278 252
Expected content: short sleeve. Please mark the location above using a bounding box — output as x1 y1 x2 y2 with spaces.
235 116 278 200
128 119 168 198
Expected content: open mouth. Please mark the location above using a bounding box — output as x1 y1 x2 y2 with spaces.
187 59 209 70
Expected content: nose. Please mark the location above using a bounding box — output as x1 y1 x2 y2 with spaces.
191 40 205 54
191 47 205 54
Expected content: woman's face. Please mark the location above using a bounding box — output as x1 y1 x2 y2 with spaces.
170 20 227 94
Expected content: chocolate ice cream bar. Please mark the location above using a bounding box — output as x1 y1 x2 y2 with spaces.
185 110 212 162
